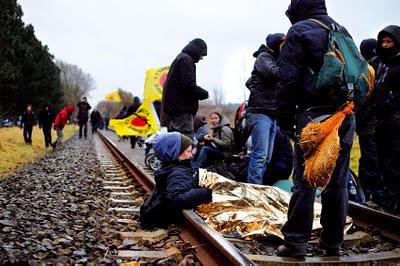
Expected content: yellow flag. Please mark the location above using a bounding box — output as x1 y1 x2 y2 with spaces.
143 66 169 102
105 91 122 102
109 102 159 136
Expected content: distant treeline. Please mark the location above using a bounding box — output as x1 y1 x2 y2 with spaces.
0 0 94 122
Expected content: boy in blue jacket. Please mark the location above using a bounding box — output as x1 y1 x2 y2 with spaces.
140 132 212 228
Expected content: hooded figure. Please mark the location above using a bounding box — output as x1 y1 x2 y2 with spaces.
360 38 377 61
276 0 355 257
245 33 285 185
52 105 75 148
161 38 209 136
370 25 400 214
140 132 212 228
356 38 382 206
39 105 55 148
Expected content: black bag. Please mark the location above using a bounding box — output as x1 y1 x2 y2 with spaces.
139 188 170 228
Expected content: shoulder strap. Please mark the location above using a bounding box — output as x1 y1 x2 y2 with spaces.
308 18 341 32
308 18 330 30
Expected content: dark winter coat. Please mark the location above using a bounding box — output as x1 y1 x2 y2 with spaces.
127 97 141 117
90 110 102 125
77 102 91 123
39 108 55 128
54 105 75 129
140 160 212 227
161 39 209 118
246 36 282 117
356 39 378 135
370 25 400 119
21 111 37 128
277 0 348 134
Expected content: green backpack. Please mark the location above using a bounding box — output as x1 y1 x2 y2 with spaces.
309 19 374 109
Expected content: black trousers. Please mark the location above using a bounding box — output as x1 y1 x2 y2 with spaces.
376 112 400 214
358 133 383 203
42 125 52 147
281 112 355 252
79 121 88 138
23 125 33 144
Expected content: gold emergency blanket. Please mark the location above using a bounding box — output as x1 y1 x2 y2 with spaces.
196 169 325 240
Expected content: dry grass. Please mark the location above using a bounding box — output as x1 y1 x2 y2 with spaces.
0 124 77 178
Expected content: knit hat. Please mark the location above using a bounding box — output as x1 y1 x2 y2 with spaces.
180 134 192 155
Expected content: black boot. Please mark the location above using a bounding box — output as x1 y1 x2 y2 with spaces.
277 244 306 258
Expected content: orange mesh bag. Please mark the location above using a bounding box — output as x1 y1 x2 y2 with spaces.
299 102 354 188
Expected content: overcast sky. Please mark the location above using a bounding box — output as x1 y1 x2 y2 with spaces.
21 0 399 105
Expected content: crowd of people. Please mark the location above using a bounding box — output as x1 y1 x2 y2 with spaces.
18 96 109 148
141 0 400 258
12 0 399 258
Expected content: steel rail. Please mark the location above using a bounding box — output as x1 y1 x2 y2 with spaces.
348 201 400 242
99 131 400 265
99 132 255 266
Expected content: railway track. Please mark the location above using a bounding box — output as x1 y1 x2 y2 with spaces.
98 131 400 265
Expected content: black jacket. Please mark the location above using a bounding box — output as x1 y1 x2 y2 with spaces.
21 111 36 128
140 160 212 227
127 97 141 117
246 43 281 117
277 0 347 133
77 102 91 123
90 110 101 125
370 25 400 119
161 39 209 117
38 108 55 128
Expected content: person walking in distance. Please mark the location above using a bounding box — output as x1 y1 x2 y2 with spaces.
77 97 91 139
51 105 75 148
39 104 55 148
21 104 37 145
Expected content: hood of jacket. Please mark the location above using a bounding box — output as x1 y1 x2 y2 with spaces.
360 38 377 61
65 105 75 115
286 0 327 25
266 33 286 59
153 132 181 162
182 38 207 63
253 44 271 58
377 25 400 61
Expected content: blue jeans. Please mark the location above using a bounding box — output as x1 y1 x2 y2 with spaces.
247 113 277 184
192 146 223 169
281 111 355 252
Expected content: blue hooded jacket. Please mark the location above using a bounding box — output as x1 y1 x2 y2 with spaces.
277 0 349 134
140 133 212 227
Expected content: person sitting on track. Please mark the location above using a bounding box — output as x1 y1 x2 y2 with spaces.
140 132 212 228
192 110 234 169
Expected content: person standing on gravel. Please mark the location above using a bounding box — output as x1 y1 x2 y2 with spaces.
38 104 55 148
77 97 91 139
276 0 355 257
51 105 75 148
20 104 37 145
160 38 209 137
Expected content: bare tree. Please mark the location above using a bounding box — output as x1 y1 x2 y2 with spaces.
213 86 224 107
56 59 95 108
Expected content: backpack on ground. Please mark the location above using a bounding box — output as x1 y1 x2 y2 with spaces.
309 19 375 109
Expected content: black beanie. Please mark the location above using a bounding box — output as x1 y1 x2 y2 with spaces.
180 134 192 155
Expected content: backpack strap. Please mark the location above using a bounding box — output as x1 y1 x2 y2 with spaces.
308 18 341 32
